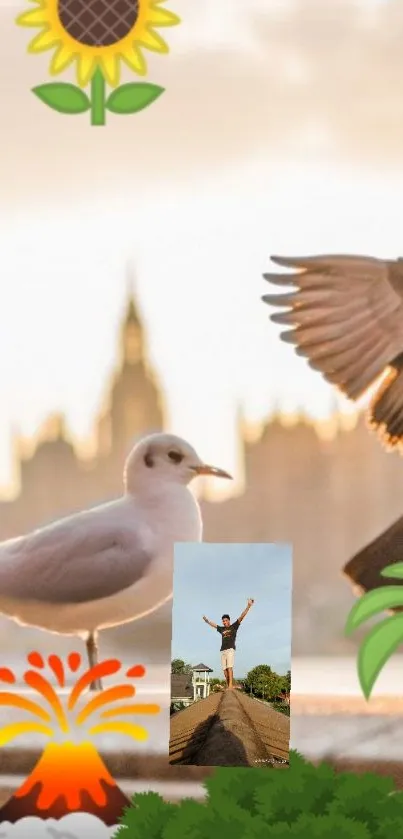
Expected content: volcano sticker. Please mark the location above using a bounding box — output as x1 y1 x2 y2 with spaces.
0 652 160 830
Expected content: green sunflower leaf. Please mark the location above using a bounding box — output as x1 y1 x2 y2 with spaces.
381 562 403 580
357 613 403 698
345 585 403 634
106 83 165 115
32 84 91 115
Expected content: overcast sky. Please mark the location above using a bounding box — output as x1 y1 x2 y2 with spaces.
2 0 403 204
1 0 403 493
171 542 292 678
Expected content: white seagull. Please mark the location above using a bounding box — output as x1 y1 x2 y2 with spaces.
0 433 232 688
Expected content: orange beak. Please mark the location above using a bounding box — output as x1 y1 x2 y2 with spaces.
191 464 233 480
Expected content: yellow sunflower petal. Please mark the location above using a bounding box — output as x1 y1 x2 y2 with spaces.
50 45 75 76
100 55 120 87
19 0 178 87
28 30 59 54
122 46 147 76
16 8 48 26
149 8 181 26
138 28 169 54
76 55 96 88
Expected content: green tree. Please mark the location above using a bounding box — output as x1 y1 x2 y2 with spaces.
345 562 403 699
170 701 186 715
117 749 403 836
282 670 291 692
245 664 273 694
256 672 283 701
171 658 193 675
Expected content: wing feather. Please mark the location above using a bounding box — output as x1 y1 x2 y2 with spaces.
0 501 153 604
263 254 403 400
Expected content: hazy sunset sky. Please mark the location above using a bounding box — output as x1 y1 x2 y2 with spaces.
0 0 402 491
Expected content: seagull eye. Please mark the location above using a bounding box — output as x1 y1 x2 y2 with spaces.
168 450 183 464
144 452 154 468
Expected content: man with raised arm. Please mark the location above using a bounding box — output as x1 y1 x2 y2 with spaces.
202 598 254 690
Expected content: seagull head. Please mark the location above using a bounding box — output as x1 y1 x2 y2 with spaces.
124 433 232 492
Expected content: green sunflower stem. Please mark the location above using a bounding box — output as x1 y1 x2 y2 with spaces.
90 69 106 126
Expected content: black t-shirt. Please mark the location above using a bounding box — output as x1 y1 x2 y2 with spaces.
217 619 240 651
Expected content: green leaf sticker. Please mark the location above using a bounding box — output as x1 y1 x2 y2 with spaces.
345 585 403 634
381 562 403 580
32 83 91 114
106 83 164 115
357 613 403 698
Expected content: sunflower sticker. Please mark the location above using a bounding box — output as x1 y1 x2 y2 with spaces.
16 0 180 125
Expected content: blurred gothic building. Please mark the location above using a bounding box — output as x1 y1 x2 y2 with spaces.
1 290 403 656
0 295 164 535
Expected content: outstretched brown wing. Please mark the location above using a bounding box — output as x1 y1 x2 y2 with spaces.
263 255 403 401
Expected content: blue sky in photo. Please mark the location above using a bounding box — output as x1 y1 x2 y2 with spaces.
171 542 292 678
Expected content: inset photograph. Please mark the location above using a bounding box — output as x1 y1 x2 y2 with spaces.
169 543 292 767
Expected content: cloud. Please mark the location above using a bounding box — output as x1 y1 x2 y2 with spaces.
248 0 403 166
0 813 117 838
2 0 403 211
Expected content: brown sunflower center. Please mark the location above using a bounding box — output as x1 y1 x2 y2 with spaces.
58 0 140 47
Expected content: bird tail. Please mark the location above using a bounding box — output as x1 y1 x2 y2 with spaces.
368 360 403 450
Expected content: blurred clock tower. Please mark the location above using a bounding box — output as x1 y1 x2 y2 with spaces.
96 266 165 465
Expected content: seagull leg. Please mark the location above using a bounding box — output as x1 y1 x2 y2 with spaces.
86 631 102 692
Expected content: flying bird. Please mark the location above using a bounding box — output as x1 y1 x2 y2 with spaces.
0 432 232 689
262 254 403 450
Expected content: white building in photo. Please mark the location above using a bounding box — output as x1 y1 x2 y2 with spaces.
192 663 213 701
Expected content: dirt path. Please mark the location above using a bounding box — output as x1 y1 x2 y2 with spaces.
235 692 289 761
195 690 275 766
169 690 290 767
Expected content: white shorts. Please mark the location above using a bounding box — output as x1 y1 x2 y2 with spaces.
221 648 235 670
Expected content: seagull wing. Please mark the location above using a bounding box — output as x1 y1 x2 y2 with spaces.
262 254 403 400
0 501 154 604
